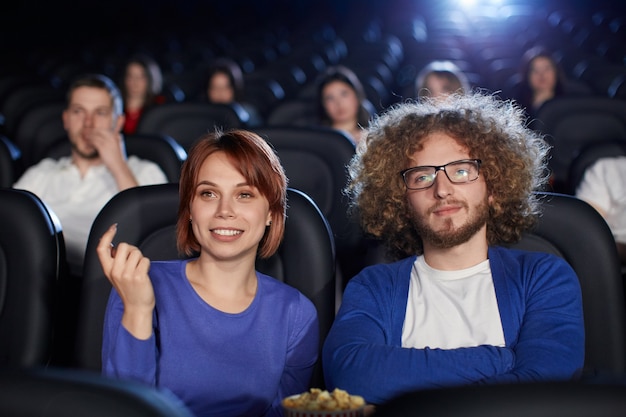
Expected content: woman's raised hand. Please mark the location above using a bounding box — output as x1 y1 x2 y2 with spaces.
97 223 155 339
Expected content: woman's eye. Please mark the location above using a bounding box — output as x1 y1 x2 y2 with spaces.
239 192 252 199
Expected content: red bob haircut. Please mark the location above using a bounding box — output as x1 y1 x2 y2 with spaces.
176 129 287 259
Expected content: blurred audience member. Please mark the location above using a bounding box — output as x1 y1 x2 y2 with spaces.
13 74 167 275
514 46 567 119
415 60 471 99
203 57 263 126
576 156 626 264
120 54 165 135
316 65 371 145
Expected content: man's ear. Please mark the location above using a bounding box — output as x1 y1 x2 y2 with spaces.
114 113 126 133
62 109 70 130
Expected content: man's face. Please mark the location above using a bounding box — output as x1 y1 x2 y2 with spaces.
405 132 490 250
62 86 120 160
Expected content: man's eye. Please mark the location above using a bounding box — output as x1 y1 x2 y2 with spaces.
454 169 469 178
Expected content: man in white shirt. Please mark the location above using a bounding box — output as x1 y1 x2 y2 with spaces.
576 156 626 264
13 74 167 275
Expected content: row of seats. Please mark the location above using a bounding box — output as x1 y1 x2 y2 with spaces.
1 124 367 287
2 3 625 134
2 183 625 388
5 90 626 197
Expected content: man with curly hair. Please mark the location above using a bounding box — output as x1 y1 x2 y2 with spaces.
322 92 584 405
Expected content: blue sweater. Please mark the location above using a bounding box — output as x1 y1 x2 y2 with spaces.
323 246 585 405
102 259 319 417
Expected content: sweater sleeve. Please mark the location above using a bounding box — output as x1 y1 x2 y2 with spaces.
101 288 158 385
269 292 319 416
482 251 585 384
322 262 514 405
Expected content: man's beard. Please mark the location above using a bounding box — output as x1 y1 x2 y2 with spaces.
411 196 490 249
70 141 99 160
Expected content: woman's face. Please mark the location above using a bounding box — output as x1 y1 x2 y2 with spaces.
322 80 360 125
124 63 149 98
423 73 460 98
528 56 557 94
189 151 271 263
208 72 235 104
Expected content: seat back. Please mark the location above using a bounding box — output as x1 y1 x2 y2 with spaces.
375 380 626 417
530 97 626 193
12 100 65 168
135 102 246 151
509 192 626 375
0 135 23 187
0 84 64 138
74 184 335 388
267 98 318 127
568 139 626 194
0 188 68 369
43 133 188 183
0 367 194 417
252 126 367 287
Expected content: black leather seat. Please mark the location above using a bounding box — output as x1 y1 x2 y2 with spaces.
11 100 65 168
0 135 23 187
0 367 194 417
0 83 64 139
73 184 335 388
509 192 626 376
0 188 69 369
251 126 368 289
529 97 626 193
374 379 626 417
267 98 318 127
135 102 247 151
568 139 626 194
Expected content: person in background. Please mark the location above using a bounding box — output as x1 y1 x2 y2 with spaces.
323 91 584 405
415 60 471 99
316 65 371 145
98 129 319 417
120 53 166 135
576 156 626 265
203 57 263 127
13 74 167 275
514 46 566 119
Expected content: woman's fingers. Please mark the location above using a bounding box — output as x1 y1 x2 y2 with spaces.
97 223 118 274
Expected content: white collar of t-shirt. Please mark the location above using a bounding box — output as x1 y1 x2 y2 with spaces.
401 255 505 349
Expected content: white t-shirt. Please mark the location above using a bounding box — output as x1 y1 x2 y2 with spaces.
13 156 167 274
402 255 505 349
576 156 626 244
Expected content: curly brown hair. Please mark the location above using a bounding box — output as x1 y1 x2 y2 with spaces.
346 91 551 259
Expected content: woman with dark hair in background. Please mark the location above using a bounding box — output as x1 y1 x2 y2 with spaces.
514 46 567 119
316 65 371 145
203 57 263 126
120 53 166 135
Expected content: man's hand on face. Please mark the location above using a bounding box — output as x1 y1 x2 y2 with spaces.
89 126 126 171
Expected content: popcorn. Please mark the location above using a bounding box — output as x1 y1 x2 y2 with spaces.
283 388 366 411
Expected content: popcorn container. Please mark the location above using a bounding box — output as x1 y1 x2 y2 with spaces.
282 395 366 417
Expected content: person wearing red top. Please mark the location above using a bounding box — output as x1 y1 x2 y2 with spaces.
120 53 165 135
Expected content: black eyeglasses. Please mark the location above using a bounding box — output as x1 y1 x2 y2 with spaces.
400 159 482 190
